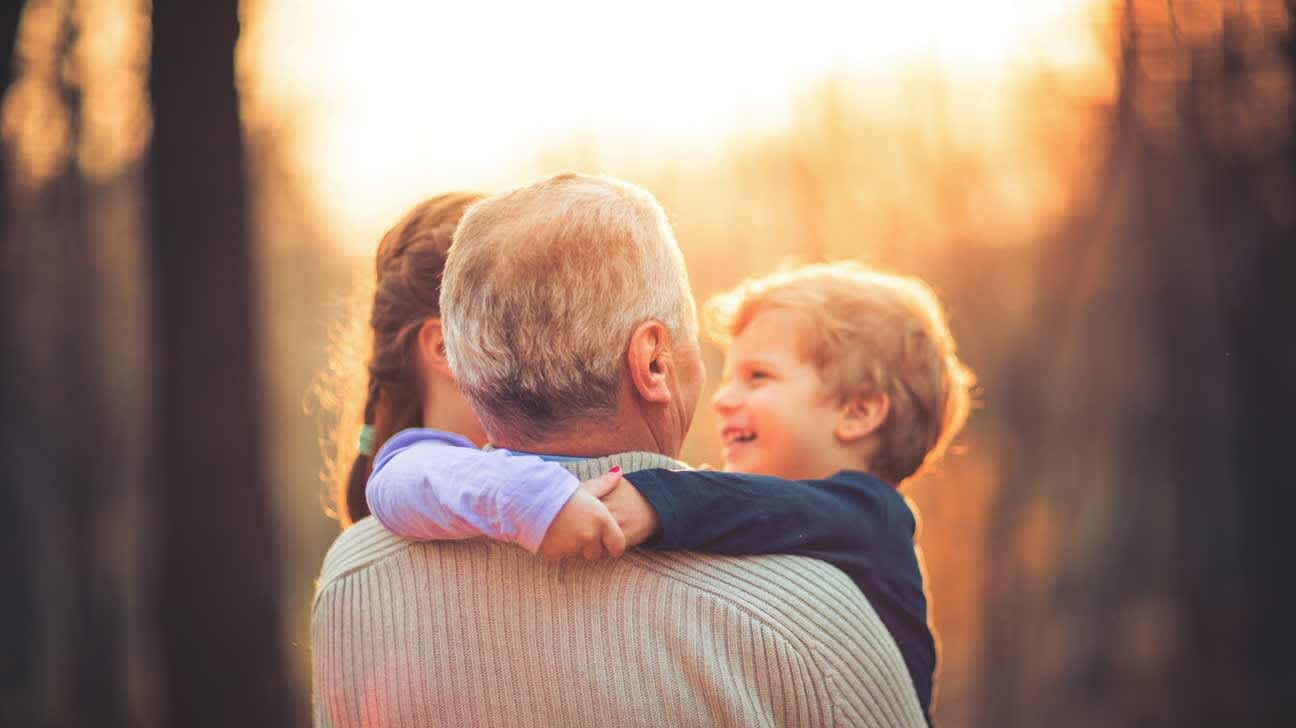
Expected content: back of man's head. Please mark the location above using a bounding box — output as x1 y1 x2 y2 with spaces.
441 173 698 444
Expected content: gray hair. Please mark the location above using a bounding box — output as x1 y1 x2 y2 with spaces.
440 173 698 438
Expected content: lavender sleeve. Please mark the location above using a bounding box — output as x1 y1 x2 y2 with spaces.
365 435 580 553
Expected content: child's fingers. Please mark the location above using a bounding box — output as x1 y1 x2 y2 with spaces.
538 539 569 561
581 467 623 498
582 539 604 561
602 516 627 558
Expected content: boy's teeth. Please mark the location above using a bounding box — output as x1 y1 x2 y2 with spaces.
724 429 756 445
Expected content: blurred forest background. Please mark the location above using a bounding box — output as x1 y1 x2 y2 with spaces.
1 1 1293 726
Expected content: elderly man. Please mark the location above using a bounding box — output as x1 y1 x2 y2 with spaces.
312 174 925 727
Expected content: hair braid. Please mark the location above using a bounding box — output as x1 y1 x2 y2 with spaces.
342 377 383 523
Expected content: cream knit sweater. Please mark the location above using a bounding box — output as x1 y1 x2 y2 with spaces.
312 451 925 727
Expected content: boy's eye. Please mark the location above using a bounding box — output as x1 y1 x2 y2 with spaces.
747 370 769 381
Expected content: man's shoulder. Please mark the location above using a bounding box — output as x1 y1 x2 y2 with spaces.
317 526 885 646
630 550 895 655
635 551 922 723
633 550 862 617
315 517 412 596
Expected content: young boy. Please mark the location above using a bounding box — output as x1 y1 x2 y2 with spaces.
365 262 974 723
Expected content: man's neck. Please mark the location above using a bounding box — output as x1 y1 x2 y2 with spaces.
487 381 683 459
491 416 670 460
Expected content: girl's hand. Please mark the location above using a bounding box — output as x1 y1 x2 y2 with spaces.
598 476 661 549
536 469 627 561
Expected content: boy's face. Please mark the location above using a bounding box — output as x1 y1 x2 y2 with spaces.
712 307 851 480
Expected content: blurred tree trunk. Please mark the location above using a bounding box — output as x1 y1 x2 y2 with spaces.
150 2 292 727
981 1 1296 726
0 4 37 724
2 1 290 725
1 3 143 725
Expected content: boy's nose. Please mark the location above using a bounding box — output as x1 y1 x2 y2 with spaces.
711 382 740 413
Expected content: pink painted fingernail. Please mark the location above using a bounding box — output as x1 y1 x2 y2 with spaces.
610 466 622 474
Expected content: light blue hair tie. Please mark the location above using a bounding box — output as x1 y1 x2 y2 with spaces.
357 424 376 456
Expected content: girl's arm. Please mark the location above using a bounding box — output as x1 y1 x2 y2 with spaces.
365 432 622 556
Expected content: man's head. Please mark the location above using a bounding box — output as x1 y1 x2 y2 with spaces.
440 173 703 457
707 262 974 485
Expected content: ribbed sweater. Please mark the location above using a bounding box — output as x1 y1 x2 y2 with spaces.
312 451 926 728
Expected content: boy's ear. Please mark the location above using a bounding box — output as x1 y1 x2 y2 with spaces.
835 391 889 443
626 320 672 404
417 317 454 380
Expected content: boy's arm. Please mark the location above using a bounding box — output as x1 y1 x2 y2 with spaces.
366 439 622 555
615 469 901 567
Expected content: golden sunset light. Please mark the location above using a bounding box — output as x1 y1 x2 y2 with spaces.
241 0 1110 254
5 2 1292 726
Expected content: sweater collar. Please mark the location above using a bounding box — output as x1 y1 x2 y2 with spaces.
556 451 689 480
483 444 687 479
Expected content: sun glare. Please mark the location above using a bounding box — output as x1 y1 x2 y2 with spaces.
241 0 1108 254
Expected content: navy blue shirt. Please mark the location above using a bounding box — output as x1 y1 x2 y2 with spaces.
624 468 935 723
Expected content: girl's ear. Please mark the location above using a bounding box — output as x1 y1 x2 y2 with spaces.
417 317 454 380
835 391 889 443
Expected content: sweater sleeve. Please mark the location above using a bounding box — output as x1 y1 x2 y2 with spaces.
623 469 899 577
365 440 580 553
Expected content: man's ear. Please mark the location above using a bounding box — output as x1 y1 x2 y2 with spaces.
835 390 889 443
626 320 672 404
417 317 455 380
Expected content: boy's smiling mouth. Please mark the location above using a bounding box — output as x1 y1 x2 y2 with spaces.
721 427 757 446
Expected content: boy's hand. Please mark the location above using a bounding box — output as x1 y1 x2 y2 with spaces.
599 476 661 549
537 469 627 561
